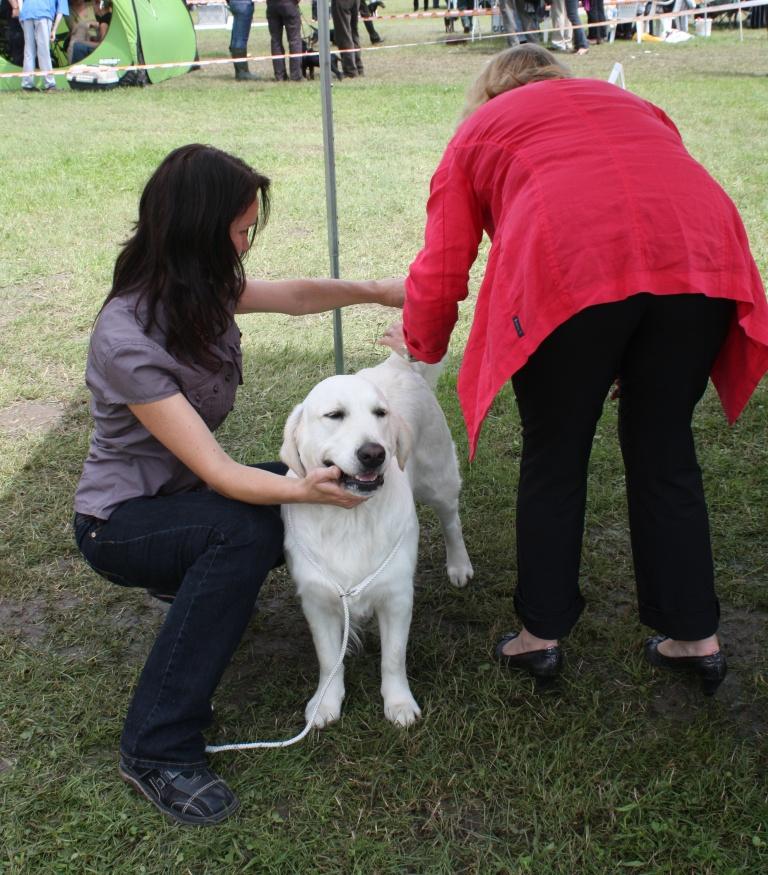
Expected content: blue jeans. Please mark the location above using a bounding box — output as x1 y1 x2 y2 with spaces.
564 0 589 48
228 0 255 52
73 463 287 769
70 42 92 64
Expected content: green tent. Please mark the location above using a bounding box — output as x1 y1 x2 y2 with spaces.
0 0 197 91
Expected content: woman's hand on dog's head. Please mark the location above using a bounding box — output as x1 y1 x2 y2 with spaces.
298 466 368 508
378 321 408 358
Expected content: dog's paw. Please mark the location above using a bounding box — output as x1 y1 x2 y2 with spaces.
384 694 421 727
447 559 474 588
306 692 343 728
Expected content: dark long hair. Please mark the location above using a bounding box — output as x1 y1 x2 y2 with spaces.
102 144 271 369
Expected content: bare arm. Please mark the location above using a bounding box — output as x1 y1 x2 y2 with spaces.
51 12 64 38
235 276 405 315
128 393 364 508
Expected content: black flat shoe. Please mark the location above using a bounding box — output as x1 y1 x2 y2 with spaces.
644 635 727 697
119 759 239 825
494 632 563 687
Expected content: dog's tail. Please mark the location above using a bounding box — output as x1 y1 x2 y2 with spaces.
384 350 446 392
408 357 446 392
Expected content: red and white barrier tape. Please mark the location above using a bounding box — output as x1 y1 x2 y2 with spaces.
2 0 765 80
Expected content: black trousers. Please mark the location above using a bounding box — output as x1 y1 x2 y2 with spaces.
510 293 734 641
267 0 303 81
331 0 363 76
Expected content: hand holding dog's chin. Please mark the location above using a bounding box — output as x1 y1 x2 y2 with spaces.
298 466 367 508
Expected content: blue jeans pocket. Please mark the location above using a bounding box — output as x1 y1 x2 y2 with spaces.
73 514 132 586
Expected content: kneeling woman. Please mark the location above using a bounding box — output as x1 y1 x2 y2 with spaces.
73 144 404 825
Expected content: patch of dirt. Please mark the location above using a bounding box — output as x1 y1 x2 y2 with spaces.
0 757 14 774
719 605 767 663
0 401 66 437
646 604 768 736
0 595 49 644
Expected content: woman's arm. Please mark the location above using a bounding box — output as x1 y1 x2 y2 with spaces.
128 393 364 509
403 154 483 363
235 276 405 315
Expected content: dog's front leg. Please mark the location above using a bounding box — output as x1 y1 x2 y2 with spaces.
377 590 421 727
302 592 346 728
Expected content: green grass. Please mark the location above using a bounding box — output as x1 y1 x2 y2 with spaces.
1 16 768 874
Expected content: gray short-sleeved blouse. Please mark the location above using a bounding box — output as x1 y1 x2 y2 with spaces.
74 292 243 519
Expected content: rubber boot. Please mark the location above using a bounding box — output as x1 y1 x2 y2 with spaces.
231 52 259 81
363 19 382 43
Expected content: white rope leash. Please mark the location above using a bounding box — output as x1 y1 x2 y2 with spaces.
205 506 407 753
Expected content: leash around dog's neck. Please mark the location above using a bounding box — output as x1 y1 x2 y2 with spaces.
205 507 408 754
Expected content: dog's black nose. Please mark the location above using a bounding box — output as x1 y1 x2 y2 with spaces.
357 442 385 470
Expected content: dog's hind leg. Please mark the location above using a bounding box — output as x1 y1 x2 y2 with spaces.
376 590 421 727
301 593 346 728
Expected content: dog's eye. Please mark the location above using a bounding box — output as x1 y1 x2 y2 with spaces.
324 410 345 421
373 408 388 418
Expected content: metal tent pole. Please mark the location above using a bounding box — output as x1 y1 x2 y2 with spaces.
316 1 345 375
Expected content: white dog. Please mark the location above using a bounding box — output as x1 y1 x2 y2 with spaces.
280 353 473 729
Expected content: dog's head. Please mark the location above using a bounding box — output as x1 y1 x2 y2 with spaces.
280 374 411 495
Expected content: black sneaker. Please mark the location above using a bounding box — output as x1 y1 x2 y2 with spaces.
119 759 240 825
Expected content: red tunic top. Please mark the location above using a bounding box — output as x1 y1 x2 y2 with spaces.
403 78 768 458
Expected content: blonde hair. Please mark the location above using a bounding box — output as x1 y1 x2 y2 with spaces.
460 45 572 121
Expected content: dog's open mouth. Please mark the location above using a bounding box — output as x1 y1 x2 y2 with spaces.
323 459 384 493
340 470 384 493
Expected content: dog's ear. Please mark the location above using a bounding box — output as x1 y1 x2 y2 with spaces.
280 404 306 476
392 413 413 471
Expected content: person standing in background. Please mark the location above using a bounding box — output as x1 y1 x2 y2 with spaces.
267 0 303 81
331 0 363 77
548 0 572 51
227 0 259 80
586 0 607 44
18 0 68 91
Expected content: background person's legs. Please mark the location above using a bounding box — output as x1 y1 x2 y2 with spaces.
283 1 303 79
21 18 39 89
228 0 258 79
267 6 289 80
32 18 56 89
564 0 589 49
267 0 303 81
512 0 542 42
332 0 360 76
548 0 572 49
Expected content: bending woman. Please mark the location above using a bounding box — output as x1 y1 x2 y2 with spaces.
73 144 404 826
386 46 768 695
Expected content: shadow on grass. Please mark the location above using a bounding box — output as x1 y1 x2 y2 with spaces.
2 352 768 872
